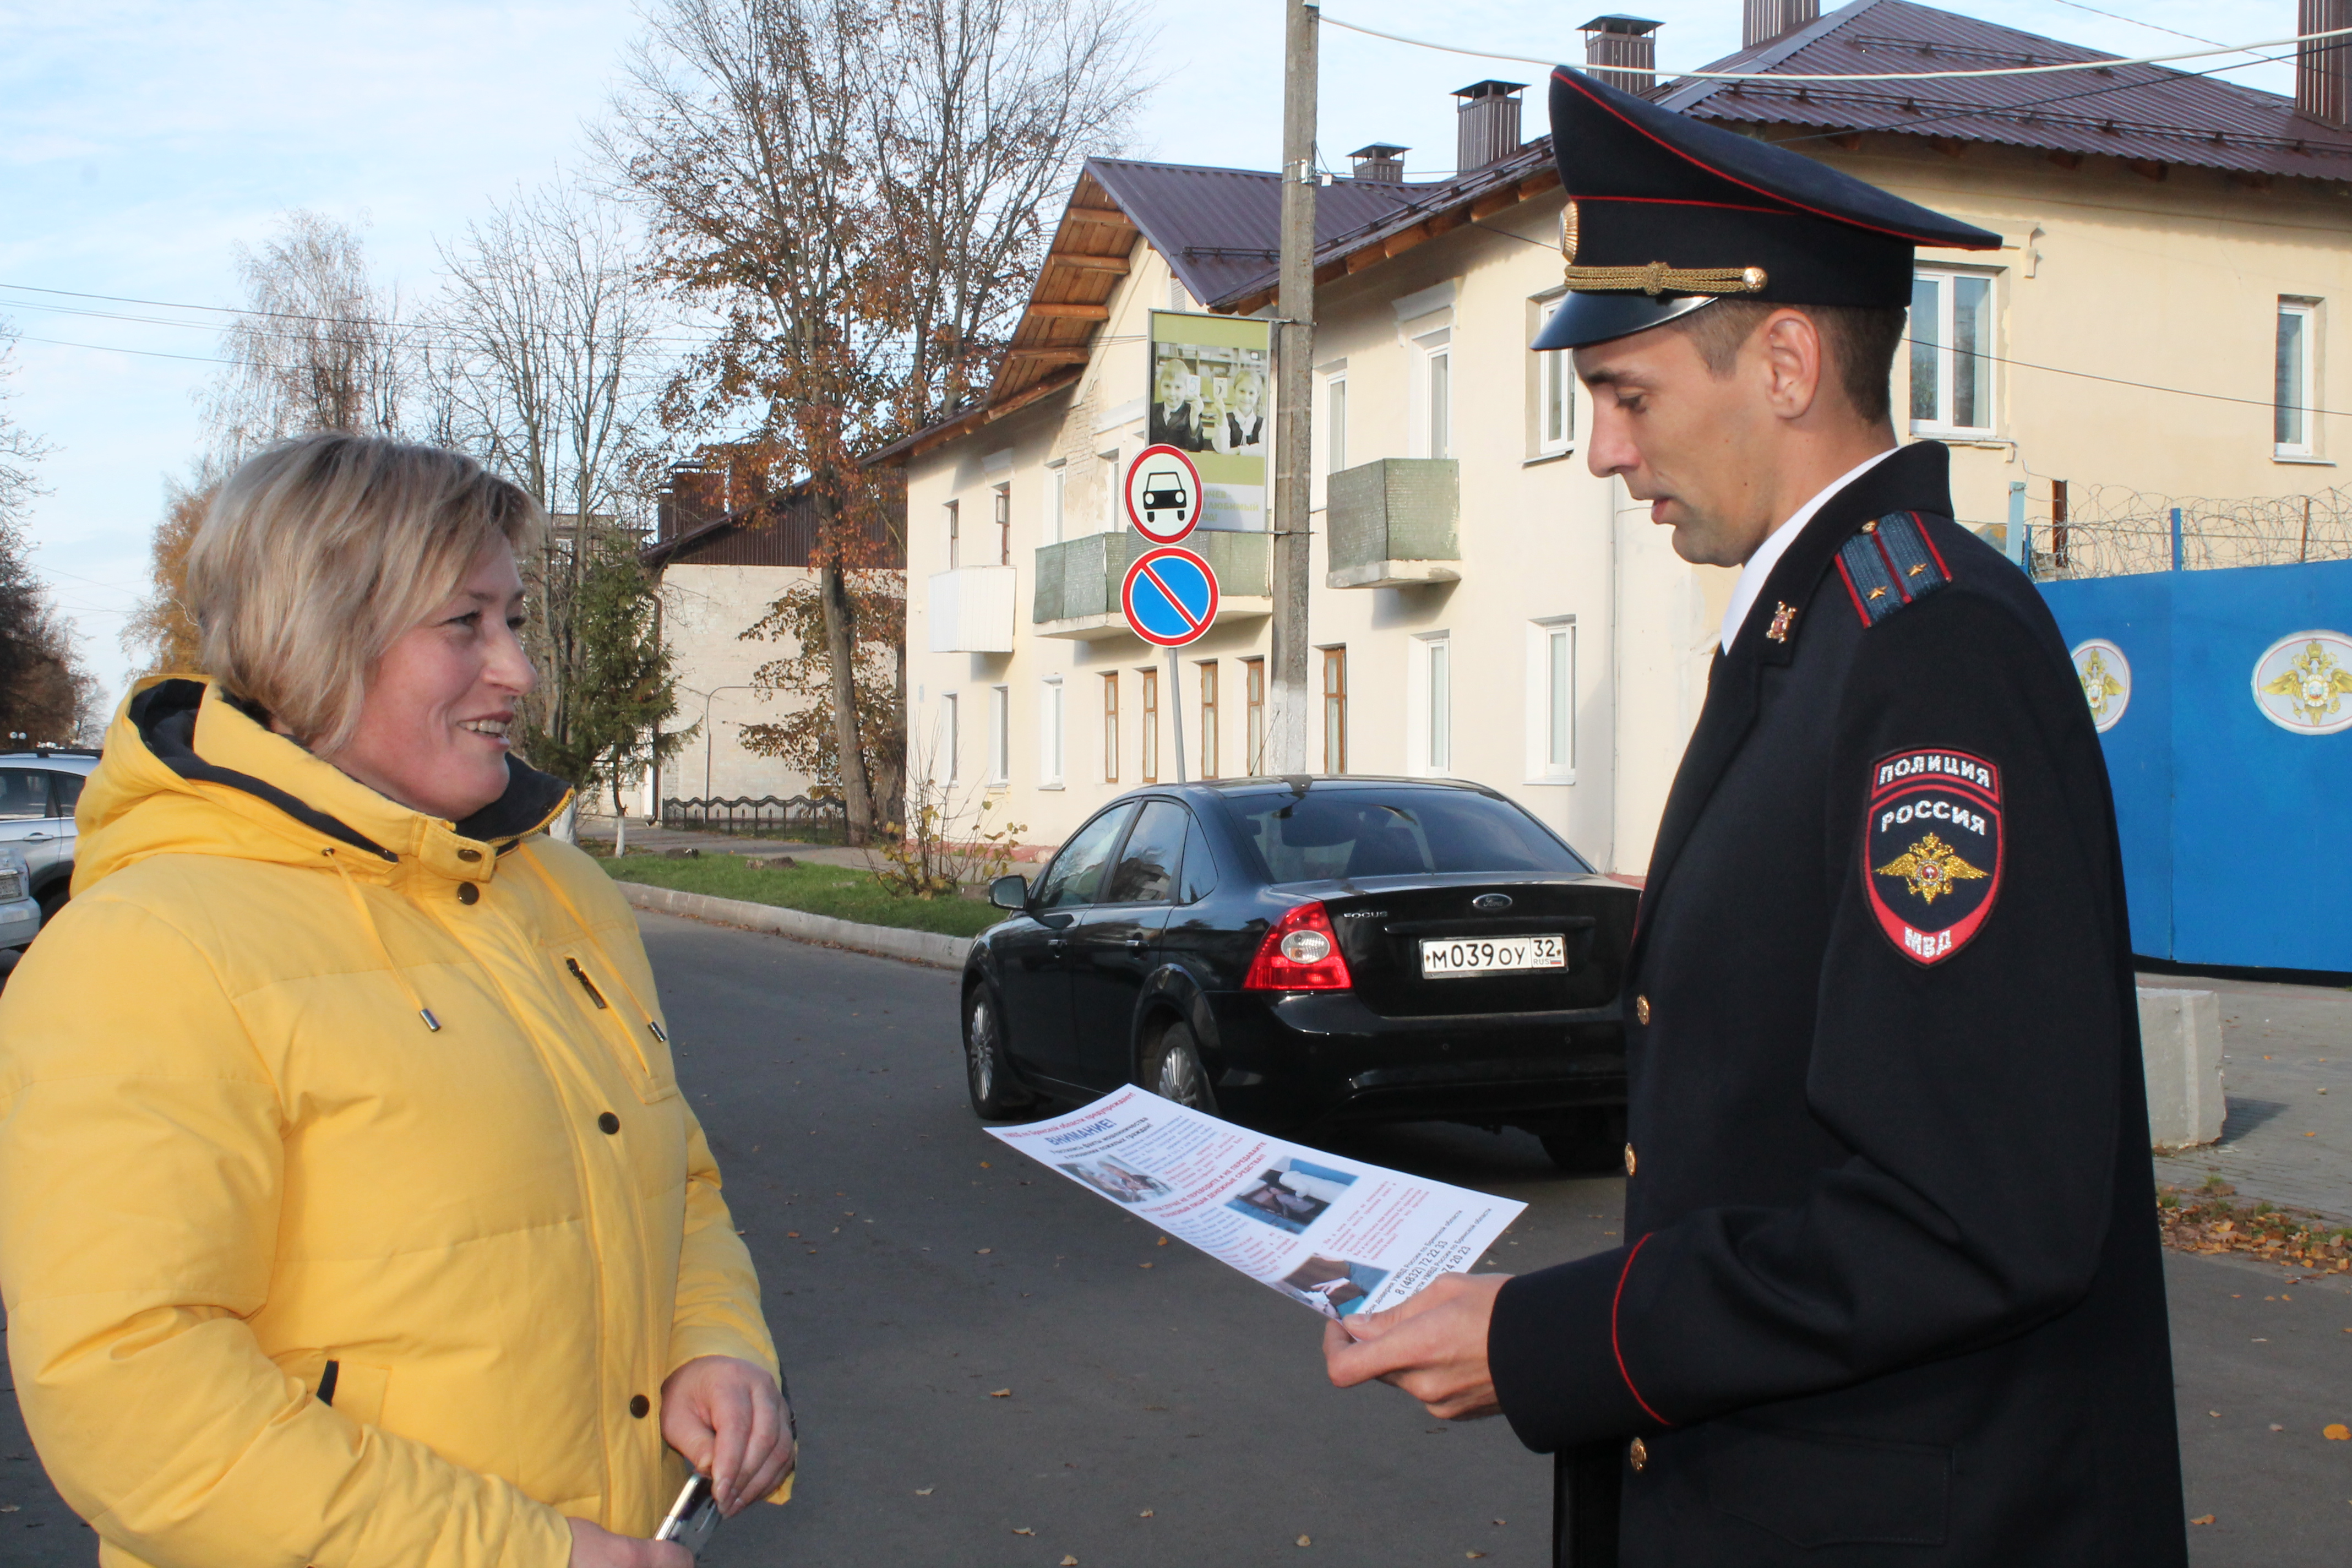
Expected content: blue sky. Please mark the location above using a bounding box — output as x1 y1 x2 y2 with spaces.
0 1 2299 707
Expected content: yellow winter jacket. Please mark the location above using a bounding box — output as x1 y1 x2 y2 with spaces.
0 678 781 1568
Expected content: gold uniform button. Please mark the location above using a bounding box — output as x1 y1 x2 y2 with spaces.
1629 1436 1649 1472
1624 1143 1637 1177
1635 994 1651 1025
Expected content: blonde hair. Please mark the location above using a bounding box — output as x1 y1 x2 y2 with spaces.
188 433 542 752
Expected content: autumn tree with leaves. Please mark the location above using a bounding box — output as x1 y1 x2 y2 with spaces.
122 480 209 678
605 0 1146 843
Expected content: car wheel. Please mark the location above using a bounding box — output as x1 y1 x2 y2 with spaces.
962 984 1032 1119
1538 1106 1628 1174
1144 1021 1218 1113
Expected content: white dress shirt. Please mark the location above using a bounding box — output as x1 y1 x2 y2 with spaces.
1719 445 1902 653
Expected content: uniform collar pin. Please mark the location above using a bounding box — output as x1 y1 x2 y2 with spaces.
1766 601 1799 644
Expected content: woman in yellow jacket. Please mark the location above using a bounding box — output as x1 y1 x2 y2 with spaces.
0 434 793 1568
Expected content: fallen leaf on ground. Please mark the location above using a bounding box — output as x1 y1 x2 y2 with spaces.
990 1389 1012 1398
1139 1262 1153 1269
1157 1236 1168 1245
2191 1514 2215 1526
1012 1526 1035 1536
0 1505 17 1513
1467 1554 1487 1560
1061 1558 1079 1566
1296 1535 1312 1547
977 1248 993 1254
2325 1424 2350 1440
1139 1509 1155 1517
786 1231 799 1238
916 1488 934 1496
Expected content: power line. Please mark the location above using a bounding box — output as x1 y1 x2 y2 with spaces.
0 280 712 349
1316 10 2334 81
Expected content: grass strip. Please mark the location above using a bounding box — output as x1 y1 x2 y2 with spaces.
2159 1178 2352 1275
602 852 1002 939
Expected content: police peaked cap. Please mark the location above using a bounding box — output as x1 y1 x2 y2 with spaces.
1532 68 2000 351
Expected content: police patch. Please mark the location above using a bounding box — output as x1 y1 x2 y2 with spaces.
1864 749 2002 966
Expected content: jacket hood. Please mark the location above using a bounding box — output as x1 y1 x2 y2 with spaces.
75 677 573 892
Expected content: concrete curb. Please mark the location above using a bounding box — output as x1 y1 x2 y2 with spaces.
615 881 975 971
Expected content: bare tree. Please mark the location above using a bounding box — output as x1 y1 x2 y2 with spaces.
606 0 1148 843
0 322 97 745
203 210 412 461
431 181 674 813
880 0 1150 425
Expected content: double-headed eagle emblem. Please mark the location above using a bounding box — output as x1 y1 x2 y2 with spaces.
1874 832 1989 905
2079 649 2126 724
2258 640 2352 728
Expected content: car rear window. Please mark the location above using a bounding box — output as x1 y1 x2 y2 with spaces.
1220 788 1591 883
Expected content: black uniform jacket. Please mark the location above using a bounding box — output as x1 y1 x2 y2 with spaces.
1487 443 2186 1566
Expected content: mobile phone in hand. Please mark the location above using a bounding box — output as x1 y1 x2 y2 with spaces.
655 1474 722 1558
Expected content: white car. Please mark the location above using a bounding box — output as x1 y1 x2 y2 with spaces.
0 747 99 924
0 843 40 953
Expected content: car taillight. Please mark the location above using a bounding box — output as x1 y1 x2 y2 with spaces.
1243 901 1353 991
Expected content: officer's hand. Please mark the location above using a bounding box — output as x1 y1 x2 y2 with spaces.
660 1354 797 1515
565 1518 690 1568
1320 1272 1511 1420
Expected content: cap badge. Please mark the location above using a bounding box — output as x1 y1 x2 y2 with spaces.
1560 200 1580 265
1766 601 1799 644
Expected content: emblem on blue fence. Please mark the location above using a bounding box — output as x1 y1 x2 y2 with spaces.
2069 639 2131 733
2251 630 2352 734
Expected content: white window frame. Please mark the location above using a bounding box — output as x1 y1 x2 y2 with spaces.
992 482 1011 565
1534 296 1574 456
1908 266 1997 438
1412 331 1455 460
2278 298 2320 459
1325 372 1349 475
1037 677 1064 787
987 685 1010 786
1409 630 1452 776
944 498 961 569
941 693 960 785
1099 448 1121 533
1525 616 1577 783
1047 460 1068 543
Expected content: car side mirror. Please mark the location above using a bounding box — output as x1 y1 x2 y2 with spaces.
988 874 1031 911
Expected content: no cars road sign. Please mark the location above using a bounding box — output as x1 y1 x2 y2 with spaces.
1124 444 1202 544
1120 546 1219 647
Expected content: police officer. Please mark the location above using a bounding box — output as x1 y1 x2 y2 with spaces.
1323 68 2187 1567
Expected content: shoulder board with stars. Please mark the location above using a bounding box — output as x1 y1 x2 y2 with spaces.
1834 510 1954 628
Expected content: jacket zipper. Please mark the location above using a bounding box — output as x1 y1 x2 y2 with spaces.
564 953 671 1081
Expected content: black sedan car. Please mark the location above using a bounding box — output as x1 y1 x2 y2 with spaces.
960 776 1638 1170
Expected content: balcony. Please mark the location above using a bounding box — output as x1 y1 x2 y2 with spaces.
1326 458 1461 589
927 564 1017 652
1032 529 1273 640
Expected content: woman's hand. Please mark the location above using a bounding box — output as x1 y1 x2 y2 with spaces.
659 1355 797 1515
565 1518 690 1568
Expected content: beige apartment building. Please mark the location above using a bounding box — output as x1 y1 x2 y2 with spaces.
878 0 2352 870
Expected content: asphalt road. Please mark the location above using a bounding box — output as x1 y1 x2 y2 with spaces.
4 913 2348 1564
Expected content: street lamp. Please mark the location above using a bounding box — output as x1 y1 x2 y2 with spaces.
678 684 758 807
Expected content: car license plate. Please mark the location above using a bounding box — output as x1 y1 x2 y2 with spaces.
1420 934 1566 977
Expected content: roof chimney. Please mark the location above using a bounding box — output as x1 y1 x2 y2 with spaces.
1581 15 1661 95
1350 142 1408 182
1453 80 1527 172
2300 0 2351 124
1743 0 1819 50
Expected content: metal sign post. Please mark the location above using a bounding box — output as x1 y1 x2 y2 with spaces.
1121 544 1220 785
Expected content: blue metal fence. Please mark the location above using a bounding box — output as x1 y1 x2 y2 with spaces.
2039 558 2352 972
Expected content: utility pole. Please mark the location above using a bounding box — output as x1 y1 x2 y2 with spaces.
1270 0 1319 772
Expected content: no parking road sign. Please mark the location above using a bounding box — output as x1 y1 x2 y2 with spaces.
1120 546 1219 647
1124 443 1203 544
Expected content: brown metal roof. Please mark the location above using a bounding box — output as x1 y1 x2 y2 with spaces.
1656 0 2352 183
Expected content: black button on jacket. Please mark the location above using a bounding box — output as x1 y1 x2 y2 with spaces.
1487 444 2186 1566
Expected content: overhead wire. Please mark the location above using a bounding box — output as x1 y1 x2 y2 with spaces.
1317 11 2341 81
